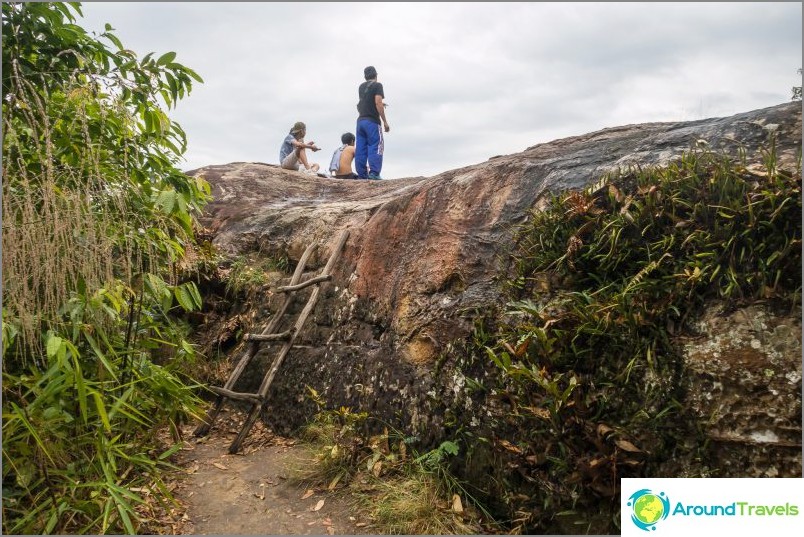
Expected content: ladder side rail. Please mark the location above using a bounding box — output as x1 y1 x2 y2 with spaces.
320 228 350 276
228 228 350 453
194 340 261 436
256 228 350 399
259 241 318 336
228 284 327 454
193 240 318 437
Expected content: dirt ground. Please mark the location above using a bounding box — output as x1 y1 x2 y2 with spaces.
168 407 377 535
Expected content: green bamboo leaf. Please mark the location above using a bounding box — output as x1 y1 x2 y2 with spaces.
44 500 69 534
101 496 114 533
180 339 195 355
82 331 119 381
108 399 151 427
92 390 112 433
69 348 89 425
111 489 136 534
158 442 183 460
9 402 55 464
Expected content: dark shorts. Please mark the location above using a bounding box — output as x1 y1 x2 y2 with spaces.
334 173 359 179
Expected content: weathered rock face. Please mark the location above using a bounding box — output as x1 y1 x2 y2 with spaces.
678 302 801 477
189 102 801 475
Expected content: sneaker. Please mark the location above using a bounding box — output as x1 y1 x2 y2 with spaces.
368 173 382 180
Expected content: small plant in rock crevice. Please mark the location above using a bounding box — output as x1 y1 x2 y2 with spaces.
291 388 496 534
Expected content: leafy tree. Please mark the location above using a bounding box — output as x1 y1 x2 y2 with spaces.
2 3 212 533
792 68 802 101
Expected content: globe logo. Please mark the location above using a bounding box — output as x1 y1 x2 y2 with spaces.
627 489 670 531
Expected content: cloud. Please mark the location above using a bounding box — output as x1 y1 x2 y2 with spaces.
78 2 802 179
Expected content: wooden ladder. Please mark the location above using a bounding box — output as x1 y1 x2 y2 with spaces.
193 228 350 454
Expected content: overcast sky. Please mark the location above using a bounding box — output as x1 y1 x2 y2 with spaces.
77 2 802 179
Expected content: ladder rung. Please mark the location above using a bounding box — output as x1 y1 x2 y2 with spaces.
277 274 331 293
208 386 264 404
244 330 292 342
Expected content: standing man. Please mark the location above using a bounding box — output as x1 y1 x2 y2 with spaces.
355 65 390 180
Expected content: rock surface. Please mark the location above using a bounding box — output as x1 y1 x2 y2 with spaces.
189 101 801 476
680 302 801 477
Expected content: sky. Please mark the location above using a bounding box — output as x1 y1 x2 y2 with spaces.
77 2 802 180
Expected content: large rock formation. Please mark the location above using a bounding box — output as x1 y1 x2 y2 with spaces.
189 102 801 480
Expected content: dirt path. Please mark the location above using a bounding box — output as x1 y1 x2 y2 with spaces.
171 408 376 535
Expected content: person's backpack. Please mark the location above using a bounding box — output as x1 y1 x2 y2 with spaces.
356 80 375 114
329 145 346 176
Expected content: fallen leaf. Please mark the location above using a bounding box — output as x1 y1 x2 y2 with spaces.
525 454 545 465
212 462 228 470
355 522 368 528
502 341 517 356
614 439 642 453
322 518 332 526
307 521 317 526
596 423 614 437
452 494 464 513
328 472 344 491
327 527 335 535
498 439 522 455
313 499 325 512
589 457 607 468
301 489 315 500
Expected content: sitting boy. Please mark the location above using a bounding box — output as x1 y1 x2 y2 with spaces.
328 132 358 179
279 121 321 173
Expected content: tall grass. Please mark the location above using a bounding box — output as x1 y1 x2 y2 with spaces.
2 4 210 532
2 76 152 360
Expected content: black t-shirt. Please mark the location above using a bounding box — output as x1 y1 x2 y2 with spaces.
357 81 384 124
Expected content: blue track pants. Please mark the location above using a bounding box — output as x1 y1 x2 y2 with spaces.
355 118 384 179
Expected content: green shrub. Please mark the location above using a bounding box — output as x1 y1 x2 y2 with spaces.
481 139 801 532
2 3 209 533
